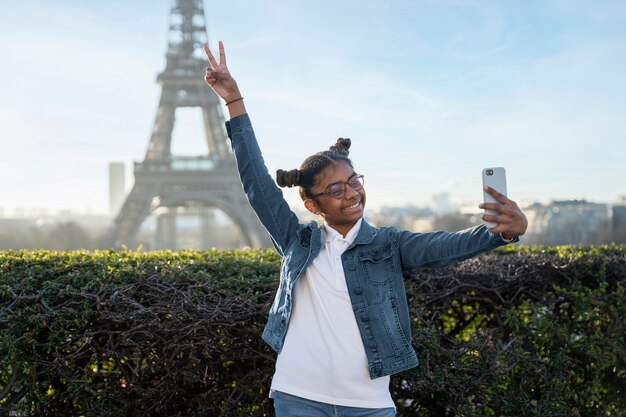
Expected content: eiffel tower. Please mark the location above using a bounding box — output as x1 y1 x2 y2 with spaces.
107 0 270 250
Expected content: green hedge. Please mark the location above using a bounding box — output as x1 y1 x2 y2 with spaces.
1 246 625 416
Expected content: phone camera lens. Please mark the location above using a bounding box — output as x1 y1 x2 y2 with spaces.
486 169 494 176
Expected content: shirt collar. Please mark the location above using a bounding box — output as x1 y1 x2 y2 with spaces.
322 218 363 245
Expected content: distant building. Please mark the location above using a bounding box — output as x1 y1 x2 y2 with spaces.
611 197 626 243
108 162 126 216
524 200 610 245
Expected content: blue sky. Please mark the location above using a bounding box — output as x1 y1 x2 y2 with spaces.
1 0 625 215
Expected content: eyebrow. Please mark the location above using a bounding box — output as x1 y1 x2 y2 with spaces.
325 172 357 189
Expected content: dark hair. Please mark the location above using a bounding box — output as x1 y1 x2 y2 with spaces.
276 138 353 200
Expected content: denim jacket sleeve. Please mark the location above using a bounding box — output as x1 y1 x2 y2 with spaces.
395 224 514 270
225 113 300 255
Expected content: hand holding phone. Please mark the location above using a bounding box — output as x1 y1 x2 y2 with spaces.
482 167 507 228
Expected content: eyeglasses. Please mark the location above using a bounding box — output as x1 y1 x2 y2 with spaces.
309 174 365 199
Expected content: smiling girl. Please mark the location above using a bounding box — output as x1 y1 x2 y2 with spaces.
203 42 527 417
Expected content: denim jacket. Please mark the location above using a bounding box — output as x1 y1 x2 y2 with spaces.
226 113 513 379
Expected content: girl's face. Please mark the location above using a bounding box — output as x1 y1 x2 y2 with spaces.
305 161 366 236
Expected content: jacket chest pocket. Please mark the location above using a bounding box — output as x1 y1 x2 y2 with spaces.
358 246 397 286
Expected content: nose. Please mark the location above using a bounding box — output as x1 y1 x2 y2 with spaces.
344 183 359 199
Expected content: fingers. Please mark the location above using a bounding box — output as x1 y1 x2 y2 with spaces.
204 42 227 69
204 66 217 86
203 44 219 69
204 70 228 88
480 202 506 211
205 69 229 80
484 186 509 204
482 205 528 237
480 203 517 222
202 41 241 100
484 215 517 236
480 200 516 228
482 213 511 226
219 41 226 66
490 222 525 237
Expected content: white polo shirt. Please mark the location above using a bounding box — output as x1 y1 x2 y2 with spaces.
270 219 394 408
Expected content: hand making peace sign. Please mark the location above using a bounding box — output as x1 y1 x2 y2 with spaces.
203 41 242 104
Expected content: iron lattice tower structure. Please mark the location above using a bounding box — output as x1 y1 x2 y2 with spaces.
108 0 269 249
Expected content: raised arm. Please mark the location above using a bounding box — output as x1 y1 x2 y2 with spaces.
202 42 300 254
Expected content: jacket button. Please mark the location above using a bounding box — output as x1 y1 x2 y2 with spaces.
348 264 356 271
369 342 377 350
354 288 362 295
361 314 369 322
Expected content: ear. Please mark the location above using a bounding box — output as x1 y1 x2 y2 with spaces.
304 199 322 215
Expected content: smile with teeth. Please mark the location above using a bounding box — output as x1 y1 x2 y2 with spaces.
342 200 361 211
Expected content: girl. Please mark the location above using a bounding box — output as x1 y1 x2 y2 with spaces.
203 42 527 417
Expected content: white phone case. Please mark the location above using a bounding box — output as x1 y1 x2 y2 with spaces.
482 167 507 228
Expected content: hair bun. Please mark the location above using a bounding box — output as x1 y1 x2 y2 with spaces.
329 137 351 155
276 169 301 188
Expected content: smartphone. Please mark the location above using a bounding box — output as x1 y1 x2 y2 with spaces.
482 167 507 228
